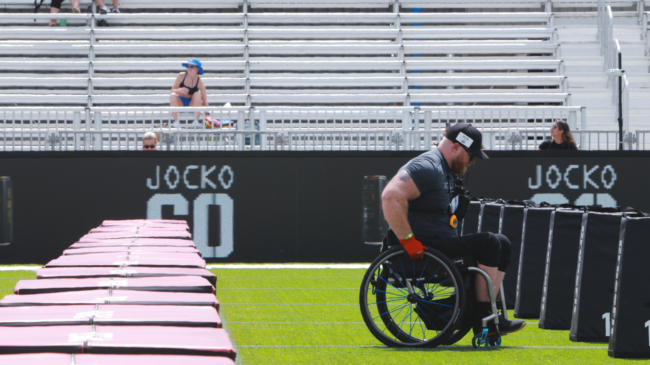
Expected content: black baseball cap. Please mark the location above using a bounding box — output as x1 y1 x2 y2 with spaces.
446 123 489 160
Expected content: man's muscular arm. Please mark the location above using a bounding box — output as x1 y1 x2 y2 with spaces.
381 170 421 239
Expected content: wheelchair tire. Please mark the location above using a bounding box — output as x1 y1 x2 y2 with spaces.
442 306 474 346
442 282 476 346
359 246 467 348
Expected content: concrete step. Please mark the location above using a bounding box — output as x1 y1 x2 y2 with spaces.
561 42 648 58
558 27 643 43
565 63 650 73
571 91 650 109
568 75 650 88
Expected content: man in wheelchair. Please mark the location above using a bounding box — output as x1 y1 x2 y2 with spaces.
381 123 525 337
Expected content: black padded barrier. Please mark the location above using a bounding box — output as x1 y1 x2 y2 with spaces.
539 208 585 330
514 206 555 319
570 211 622 342
478 202 502 234
477 202 513 308
460 200 481 236
499 202 526 310
608 216 650 359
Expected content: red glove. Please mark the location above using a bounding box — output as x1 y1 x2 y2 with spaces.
399 234 425 260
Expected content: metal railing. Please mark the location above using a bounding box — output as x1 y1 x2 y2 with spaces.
0 128 636 152
604 35 631 150
635 130 650 150
620 73 630 149
601 5 616 71
1 105 644 151
0 106 584 132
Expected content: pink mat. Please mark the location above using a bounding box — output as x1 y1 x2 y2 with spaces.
0 290 219 309
75 354 235 365
0 354 235 365
63 247 201 256
71 238 196 247
37 267 217 286
0 305 221 327
14 276 214 295
80 231 192 240
0 353 71 365
0 325 236 358
44 255 206 269
102 219 189 227
90 226 189 233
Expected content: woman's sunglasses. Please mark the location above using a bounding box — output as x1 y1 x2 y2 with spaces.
143 144 156 149
186 65 196 69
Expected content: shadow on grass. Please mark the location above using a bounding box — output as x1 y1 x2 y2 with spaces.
379 345 500 353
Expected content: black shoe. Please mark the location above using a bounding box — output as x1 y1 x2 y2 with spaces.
496 315 526 335
474 301 527 336
473 302 497 335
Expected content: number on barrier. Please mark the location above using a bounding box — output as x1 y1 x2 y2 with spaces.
602 312 611 337
645 320 650 347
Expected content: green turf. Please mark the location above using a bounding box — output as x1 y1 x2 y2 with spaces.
0 267 636 364
210 268 638 365
0 270 37 298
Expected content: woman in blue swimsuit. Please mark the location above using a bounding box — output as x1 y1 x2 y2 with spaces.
169 58 210 127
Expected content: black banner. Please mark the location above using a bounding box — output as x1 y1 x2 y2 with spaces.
0 150 648 264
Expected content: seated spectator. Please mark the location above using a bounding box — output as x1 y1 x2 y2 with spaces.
537 119 578 150
169 58 210 128
49 0 80 26
95 0 120 14
49 0 119 26
142 132 157 151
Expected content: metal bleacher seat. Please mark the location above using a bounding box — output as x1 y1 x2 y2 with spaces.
0 13 90 106
0 0 568 107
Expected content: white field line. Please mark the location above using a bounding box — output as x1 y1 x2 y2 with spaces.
223 303 359 305
0 264 370 271
227 321 541 325
0 266 40 271
0 264 369 271
207 264 370 269
237 345 608 349
218 288 358 290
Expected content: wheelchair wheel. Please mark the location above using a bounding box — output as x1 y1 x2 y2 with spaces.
442 304 474 345
442 279 476 346
359 246 466 348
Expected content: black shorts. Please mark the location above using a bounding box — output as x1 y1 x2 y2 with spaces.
383 229 511 272
420 232 512 272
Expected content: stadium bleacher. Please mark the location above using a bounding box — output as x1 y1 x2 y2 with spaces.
0 0 566 108
0 0 646 150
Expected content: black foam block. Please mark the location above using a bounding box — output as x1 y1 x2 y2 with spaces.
514 206 554 319
500 204 526 310
460 201 481 236
570 212 622 342
539 209 585 330
478 202 502 234
608 216 650 359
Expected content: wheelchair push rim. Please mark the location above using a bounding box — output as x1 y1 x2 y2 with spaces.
359 246 466 348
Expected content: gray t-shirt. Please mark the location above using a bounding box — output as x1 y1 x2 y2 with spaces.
400 147 457 239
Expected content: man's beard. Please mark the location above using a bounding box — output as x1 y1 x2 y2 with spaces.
450 155 469 176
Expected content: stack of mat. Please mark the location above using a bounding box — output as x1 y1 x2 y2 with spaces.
0 219 236 364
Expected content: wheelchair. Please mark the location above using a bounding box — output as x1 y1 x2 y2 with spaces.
359 233 508 349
